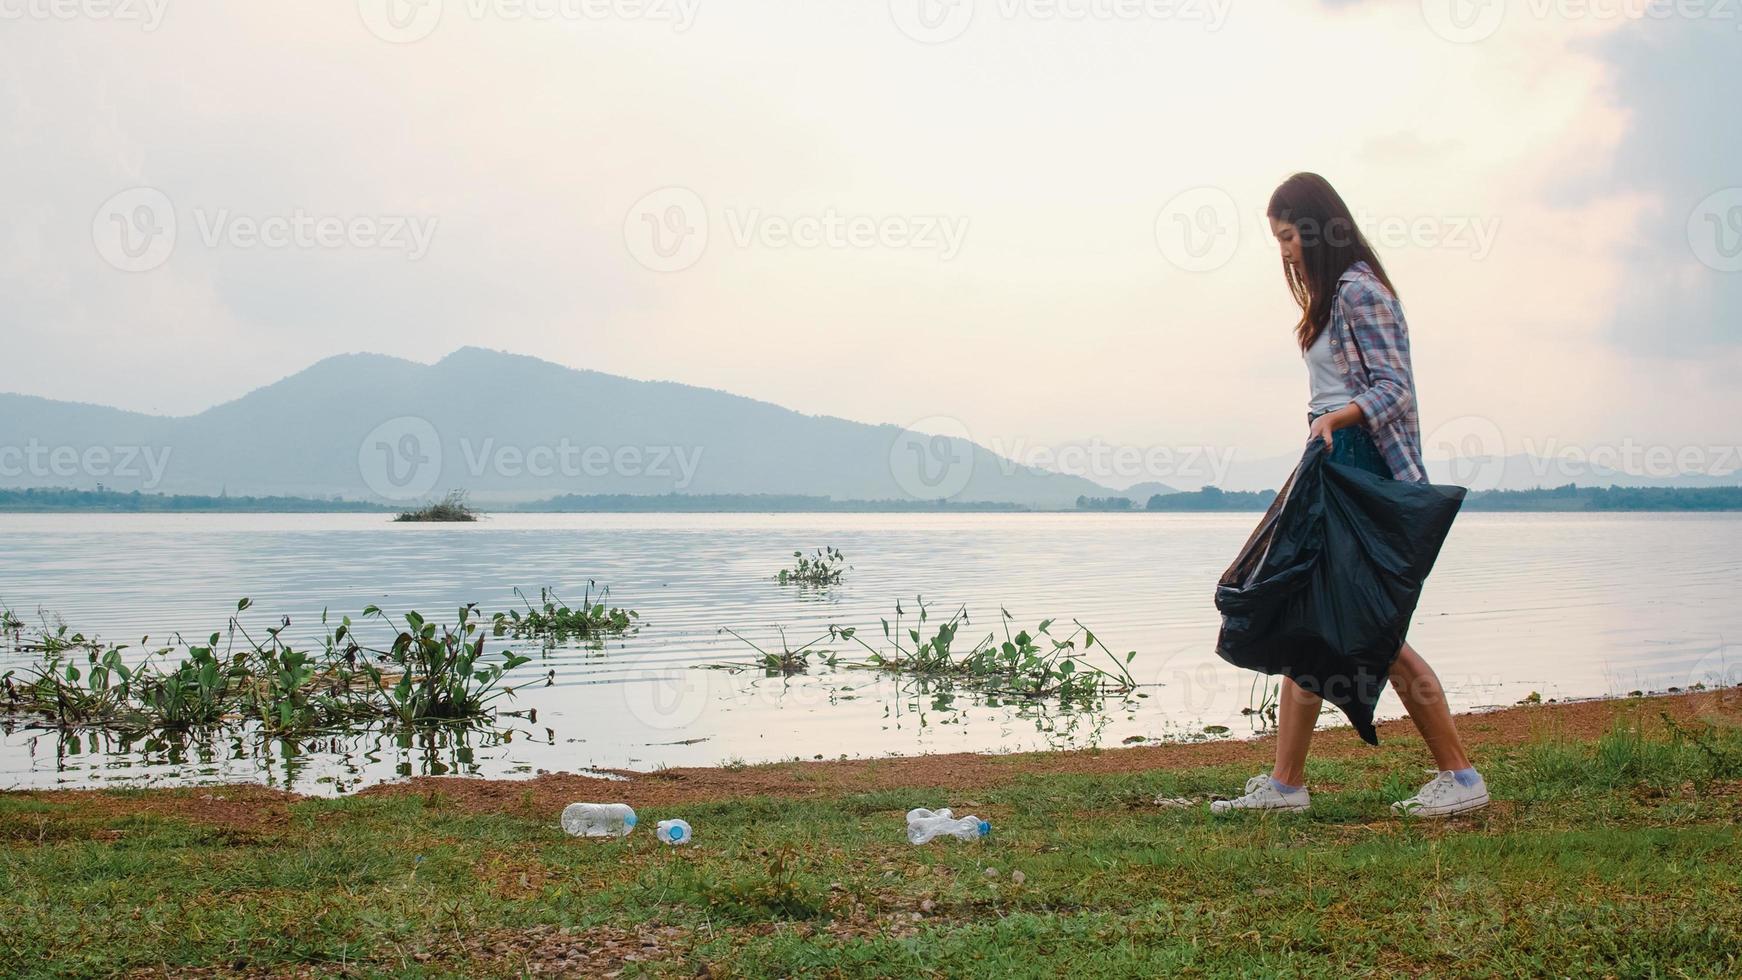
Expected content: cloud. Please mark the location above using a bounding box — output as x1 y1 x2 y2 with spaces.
1588 16 1742 357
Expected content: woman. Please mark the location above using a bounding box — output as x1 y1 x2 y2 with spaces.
1210 172 1488 818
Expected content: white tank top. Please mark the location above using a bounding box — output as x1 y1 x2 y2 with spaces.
1304 325 1352 414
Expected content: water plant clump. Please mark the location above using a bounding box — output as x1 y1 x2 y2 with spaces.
0 597 533 736
395 490 479 523
835 597 1139 704
714 625 843 675
777 547 849 587
490 584 639 641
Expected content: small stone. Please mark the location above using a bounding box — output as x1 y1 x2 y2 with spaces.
1010 870 1026 885
920 899 935 913
983 867 999 878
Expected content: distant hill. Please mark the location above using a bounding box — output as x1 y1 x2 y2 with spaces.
0 348 1120 508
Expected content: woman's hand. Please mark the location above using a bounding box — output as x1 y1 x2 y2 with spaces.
1309 403 1365 451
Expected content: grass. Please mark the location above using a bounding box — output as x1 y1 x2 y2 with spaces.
2 708 1739 976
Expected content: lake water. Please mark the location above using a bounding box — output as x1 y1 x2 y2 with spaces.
2 512 1738 794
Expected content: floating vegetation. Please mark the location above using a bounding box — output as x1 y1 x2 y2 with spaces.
776 547 849 587
490 584 639 642
394 489 479 523
1 598 533 735
834 597 1139 705
713 625 844 675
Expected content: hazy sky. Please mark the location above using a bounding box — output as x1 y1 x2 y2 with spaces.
3 0 1738 479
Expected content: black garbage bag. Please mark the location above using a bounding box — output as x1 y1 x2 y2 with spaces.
1214 439 1466 744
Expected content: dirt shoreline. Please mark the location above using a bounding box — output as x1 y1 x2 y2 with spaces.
8 686 1738 834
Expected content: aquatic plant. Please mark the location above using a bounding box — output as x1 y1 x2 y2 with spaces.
394 490 479 523
834 597 1138 703
776 547 849 587
1 597 535 735
715 625 842 675
490 585 638 641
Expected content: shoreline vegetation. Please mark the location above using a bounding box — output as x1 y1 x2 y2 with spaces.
4 687 1738 975
4 484 1742 514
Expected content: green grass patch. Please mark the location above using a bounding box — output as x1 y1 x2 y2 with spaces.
1 717 1739 976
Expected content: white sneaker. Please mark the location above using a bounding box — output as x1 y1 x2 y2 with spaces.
1209 774 1310 815
1392 771 1490 818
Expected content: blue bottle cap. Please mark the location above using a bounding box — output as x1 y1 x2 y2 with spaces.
670 825 687 841
624 813 638 827
977 820 991 836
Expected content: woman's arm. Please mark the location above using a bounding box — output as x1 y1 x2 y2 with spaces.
1338 279 1416 429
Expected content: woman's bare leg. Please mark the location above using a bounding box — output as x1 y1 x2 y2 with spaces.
1389 641 1472 772
1270 677 1322 787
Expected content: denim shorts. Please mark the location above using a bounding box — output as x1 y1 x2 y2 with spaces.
1308 410 1392 480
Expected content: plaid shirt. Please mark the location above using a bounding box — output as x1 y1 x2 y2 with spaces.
1323 261 1427 483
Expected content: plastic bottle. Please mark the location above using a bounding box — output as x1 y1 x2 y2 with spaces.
906 810 990 845
561 803 637 838
656 818 693 845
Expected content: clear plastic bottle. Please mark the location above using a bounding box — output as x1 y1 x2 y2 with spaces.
561 803 637 838
906 809 990 845
656 818 693 845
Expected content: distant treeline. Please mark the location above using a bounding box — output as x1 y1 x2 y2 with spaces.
1144 487 1280 511
5 484 1740 514
1461 484 1742 511
518 493 1027 512
1140 483 1742 512
0 487 389 513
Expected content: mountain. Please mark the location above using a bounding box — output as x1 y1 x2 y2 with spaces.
0 348 1121 508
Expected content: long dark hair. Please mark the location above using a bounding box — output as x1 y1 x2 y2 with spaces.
1267 172 1398 350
